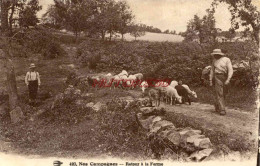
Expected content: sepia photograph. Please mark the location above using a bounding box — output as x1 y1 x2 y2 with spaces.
0 0 259 165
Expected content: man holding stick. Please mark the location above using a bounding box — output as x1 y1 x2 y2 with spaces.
209 49 233 115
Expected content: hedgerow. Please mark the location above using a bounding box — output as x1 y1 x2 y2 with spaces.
77 39 259 88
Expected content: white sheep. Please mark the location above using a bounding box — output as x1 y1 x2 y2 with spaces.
170 80 178 88
126 75 137 89
106 73 112 77
103 75 114 88
119 75 128 89
182 84 197 98
165 86 182 105
118 70 128 77
111 75 121 89
134 73 143 80
140 81 148 96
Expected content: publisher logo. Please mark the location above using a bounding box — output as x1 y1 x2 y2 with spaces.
53 161 63 166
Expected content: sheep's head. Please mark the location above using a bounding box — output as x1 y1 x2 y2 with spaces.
177 96 182 103
192 91 197 98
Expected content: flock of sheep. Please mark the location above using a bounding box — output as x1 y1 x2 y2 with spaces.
93 70 197 107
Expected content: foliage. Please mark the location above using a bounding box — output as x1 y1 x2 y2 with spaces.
18 0 42 28
219 29 236 41
48 0 134 41
129 24 146 40
53 0 94 38
182 10 218 43
77 39 258 88
117 0 134 39
10 26 66 58
138 23 162 33
42 5 63 29
212 0 260 44
93 98 149 156
0 0 42 32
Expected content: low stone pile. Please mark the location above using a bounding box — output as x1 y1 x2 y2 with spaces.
50 85 105 112
136 105 213 161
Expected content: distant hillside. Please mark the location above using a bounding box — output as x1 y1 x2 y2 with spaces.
108 32 184 42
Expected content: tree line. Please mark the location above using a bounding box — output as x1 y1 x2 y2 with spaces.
42 0 171 41
181 0 259 46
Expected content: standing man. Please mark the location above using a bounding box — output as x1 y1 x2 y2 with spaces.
25 63 41 105
209 49 233 115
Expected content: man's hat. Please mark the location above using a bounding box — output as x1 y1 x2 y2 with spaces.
29 63 36 68
211 49 225 56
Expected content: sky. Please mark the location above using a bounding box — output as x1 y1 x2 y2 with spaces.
38 0 260 33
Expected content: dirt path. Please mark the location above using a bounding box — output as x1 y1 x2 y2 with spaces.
127 90 258 152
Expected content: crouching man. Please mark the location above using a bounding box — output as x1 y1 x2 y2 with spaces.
25 63 41 105
209 49 233 115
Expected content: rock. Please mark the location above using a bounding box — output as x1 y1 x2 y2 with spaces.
67 64 75 69
59 64 75 70
138 116 156 130
81 93 93 97
10 107 24 123
179 128 201 136
93 102 102 111
75 99 85 106
157 128 176 139
189 148 213 161
29 109 46 122
179 129 201 142
73 89 81 96
186 135 206 144
141 107 166 117
167 130 181 146
150 120 174 133
193 138 211 149
64 86 74 95
86 102 95 108
51 93 64 110
152 116 162 124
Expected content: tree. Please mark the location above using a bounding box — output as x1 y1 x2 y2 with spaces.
18 0 42 28
1 0 25 34
212 0 259 45
0 0 42 122
129 23 145 40
0 1 19 119
42 5 63 28
164 29 169 34
222 29 236 41
170 30 176 34
105 0 121 41
53 0 94 39
183 11 217 43
183 15 202 42
117 0 133 40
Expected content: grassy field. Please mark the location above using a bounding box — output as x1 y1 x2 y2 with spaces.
107 32 184 42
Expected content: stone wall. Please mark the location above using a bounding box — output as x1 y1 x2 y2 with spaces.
135 103 213 161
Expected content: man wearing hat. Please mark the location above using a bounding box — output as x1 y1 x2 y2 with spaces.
209 49 233 115
25 63 41 105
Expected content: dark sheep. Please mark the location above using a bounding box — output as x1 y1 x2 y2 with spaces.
175 85 191 105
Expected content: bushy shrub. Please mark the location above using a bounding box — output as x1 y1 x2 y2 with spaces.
11 26 66 58
42 41 66 59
